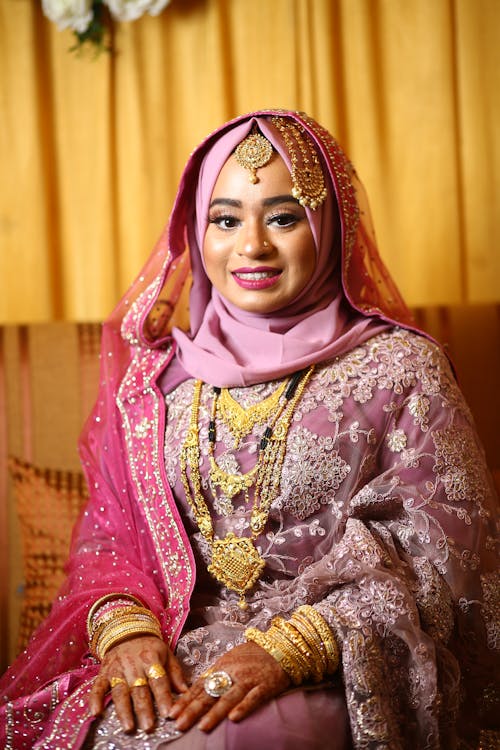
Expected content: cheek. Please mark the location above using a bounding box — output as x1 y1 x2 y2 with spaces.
296 239 317 281
202 237 224 276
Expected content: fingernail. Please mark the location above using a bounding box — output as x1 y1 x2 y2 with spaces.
197 717 209 731
168 704 181 719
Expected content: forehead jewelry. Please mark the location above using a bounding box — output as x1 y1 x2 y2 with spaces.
234 131 274 184
271 116 327 210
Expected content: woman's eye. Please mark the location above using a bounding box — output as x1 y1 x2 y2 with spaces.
268 212 300 228
209 214 240 230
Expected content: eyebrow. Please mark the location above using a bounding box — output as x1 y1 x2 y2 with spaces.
208 194 300 210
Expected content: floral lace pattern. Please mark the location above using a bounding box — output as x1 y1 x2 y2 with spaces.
160 329 498 748
432 426 489 511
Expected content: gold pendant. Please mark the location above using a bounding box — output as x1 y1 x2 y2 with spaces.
209 457 259 499
207 533 265 607
234 132 274 184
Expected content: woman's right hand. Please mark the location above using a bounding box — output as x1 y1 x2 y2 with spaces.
89 635 188 733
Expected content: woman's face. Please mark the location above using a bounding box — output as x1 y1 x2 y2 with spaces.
203 152 316 314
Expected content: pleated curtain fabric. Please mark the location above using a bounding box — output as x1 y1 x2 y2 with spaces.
0 0 499 323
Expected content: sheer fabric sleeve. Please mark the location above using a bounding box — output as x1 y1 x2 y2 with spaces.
314 343 498 749
247 336 498 749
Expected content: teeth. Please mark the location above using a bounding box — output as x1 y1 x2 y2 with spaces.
235 272 276 280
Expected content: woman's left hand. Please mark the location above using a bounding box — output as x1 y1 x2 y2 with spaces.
167 641 291 732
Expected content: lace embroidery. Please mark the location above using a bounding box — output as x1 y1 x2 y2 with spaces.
343 630 403 748
90 702 182 748
432 426 490 510
407 394 430 431
387 429 408 452
335 518 389 567
275 425 350 520
156 329 496 748
411 557 454 643
480 572 500 649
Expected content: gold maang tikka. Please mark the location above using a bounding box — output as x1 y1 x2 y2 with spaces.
234 131 274 183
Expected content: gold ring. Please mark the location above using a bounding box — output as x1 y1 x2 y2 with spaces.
130 677 148 688
110 676 127 689
147 663 167 680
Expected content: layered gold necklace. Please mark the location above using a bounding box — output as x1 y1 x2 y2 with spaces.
180 367 314 608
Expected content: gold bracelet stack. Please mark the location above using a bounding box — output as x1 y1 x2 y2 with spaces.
245 605 339 686
294 605 339 674
87 595 162 661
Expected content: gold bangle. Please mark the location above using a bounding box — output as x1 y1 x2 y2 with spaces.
268 626 311 682
97 624 162 660
295 606 340 674
297 606 339 672
245 627 304 686
290 611 324 651
271 618 323 682
289 612 328 672
274 623 319 678
96 618 161 650
93 610 159 636
89 604 149 638
95 615 162 660
86 594 144 634
91 612 161 656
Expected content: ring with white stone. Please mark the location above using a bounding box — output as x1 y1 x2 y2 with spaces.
203 670 233 698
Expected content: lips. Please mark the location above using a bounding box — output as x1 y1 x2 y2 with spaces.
231 267 281 290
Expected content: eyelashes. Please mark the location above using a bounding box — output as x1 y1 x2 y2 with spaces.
207 214 239 229
207 210 304 230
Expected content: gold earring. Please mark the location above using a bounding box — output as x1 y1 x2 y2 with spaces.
234 132 274 184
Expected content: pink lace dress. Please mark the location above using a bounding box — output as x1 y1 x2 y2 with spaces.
84 329 498 749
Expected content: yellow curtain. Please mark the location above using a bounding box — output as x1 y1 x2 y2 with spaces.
1 0 499 323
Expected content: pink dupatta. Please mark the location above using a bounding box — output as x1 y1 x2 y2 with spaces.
0 111 440 749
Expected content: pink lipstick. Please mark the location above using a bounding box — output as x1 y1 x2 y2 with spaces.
231 267 282 290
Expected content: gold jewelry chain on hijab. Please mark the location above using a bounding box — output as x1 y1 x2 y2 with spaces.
180 367 314 609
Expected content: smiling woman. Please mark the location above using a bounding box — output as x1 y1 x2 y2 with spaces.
203 154 316 314
0 111 497 750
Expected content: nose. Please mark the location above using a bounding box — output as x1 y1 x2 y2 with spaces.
236 220 273 258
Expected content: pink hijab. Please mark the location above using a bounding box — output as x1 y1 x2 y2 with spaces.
170 117 390 387
105 110 419 396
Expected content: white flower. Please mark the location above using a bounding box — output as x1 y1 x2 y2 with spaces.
104 0 170 22
386 428 408 453
42 0 94 33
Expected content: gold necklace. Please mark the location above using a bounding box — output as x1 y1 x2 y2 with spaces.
217 379 289 447
208 379 290 501
179 367 314 609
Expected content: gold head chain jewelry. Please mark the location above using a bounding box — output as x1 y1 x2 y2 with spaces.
270 116 327 210
180 367 314 609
